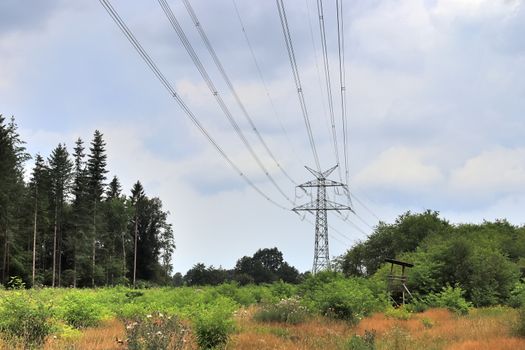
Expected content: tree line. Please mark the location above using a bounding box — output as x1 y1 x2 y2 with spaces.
0 115 174 288
340 210 525 306
175 247 303 286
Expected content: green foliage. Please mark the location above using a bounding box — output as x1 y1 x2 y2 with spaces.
0 291 53 348
193 307 234 349
253 297 309 324
425 285 471 315
385 306 411 320
421 317 434 329
301 274 387 322
509 280 525 308
516 306 525 337
126 312 188 350
347 330 376 350
59 293 104 328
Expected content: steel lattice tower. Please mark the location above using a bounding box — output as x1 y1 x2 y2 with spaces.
293 165 353 274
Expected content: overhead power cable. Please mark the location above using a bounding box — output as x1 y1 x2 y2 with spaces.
275 0 321 172
316 0 343 182
181 0 298 187
98 0 288 210
231 0 305 167
157 0 294 206
336 0 350 186
305 0 333 150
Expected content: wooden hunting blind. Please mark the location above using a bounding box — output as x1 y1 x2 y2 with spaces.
385 258 414 305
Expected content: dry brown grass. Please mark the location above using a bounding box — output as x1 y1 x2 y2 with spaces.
44 318 126 350
1 307 521 349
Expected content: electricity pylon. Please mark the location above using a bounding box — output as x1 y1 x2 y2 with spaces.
293 165 353 274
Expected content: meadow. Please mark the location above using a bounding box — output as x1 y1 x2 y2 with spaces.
0 274 523 350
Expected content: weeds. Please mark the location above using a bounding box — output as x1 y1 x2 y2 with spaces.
126 312 188 350
0 291 53 348
253 297 309 325
347 330 376 350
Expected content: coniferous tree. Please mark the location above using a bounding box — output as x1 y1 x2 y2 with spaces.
86 131 108 286
28 154 50 286
48 143 73 287
0 116 30 284
70 138 90 286
130 181 145 288
102 175 129 284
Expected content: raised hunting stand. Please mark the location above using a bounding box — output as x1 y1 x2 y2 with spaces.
385 258 414 306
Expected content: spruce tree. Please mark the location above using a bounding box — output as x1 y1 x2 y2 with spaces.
70 138 90 286
130 181 145 288
48 143 73 287
0 116 30 284
87 131 108 286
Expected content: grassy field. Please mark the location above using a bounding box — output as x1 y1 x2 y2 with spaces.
0 281 522 349
23 306 524 350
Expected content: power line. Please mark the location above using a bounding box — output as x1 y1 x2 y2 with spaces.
304 0 333 154
157 0 294 206
231 0 305 167
98 0 288 211
315 0 343 182
336 0 350 187
275 0 321 172
181 0 299 187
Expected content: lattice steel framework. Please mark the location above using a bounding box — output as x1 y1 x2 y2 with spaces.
293 165 353 274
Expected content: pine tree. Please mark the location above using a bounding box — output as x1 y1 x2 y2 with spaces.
87 131 108 286
130 181 145 288
0 116 30 284
48 144 73 287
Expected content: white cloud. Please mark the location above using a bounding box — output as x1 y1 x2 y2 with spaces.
354 146 444 190
449 147 525 195
431 0 520 21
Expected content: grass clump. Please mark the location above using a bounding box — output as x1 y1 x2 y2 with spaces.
0 291 53 348
253 297 308 325
126 311 188 350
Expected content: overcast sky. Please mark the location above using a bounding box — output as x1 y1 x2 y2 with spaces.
1 0 524 274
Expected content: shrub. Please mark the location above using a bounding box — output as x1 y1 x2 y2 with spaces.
193 308 234 349
425 285 471 315
515 306 525 338
303 277 387 323
60 293 104 328
385 306 411 320
253 297 308 324
0 291 53 348
509 280 525 308
421 318 434 329
347 330 376 350
126 312 188 350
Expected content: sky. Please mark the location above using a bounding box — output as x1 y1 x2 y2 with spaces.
1 0 524 274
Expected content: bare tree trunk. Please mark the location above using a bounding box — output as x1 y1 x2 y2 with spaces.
133 213 138 288
121 230 126 278
2 227 8 284
32 190 38 287
92 198 97 287
52 200 57 288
